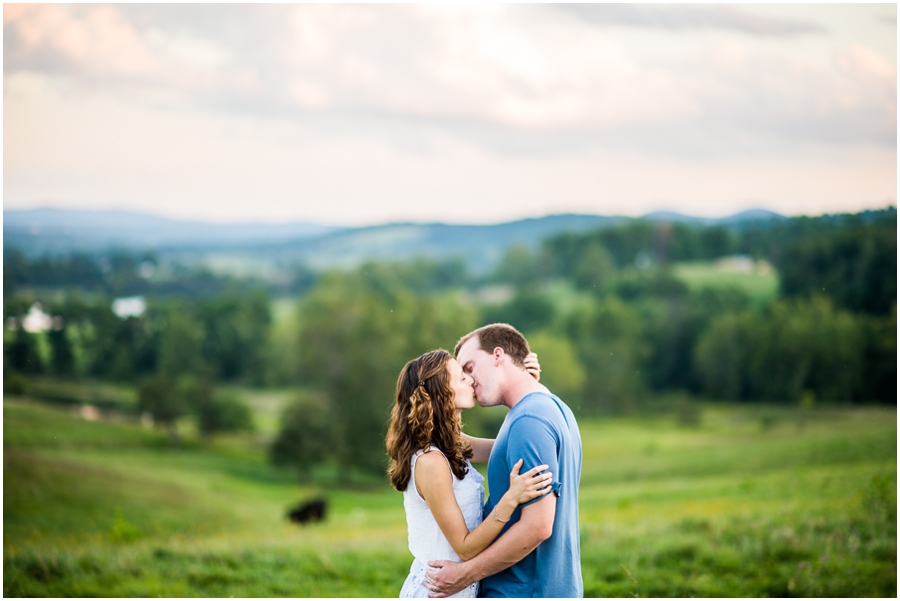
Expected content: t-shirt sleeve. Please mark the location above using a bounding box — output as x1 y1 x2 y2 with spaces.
505 414 561 507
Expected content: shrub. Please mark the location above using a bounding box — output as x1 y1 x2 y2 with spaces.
196 391 253 438
4 371 28 395
269 391 337 478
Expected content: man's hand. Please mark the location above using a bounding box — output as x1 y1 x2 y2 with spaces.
425 559 473 598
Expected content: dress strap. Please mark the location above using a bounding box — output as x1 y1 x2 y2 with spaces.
412 446 451 467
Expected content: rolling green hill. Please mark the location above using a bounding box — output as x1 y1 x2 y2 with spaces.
4 395 895 597
5 208 790 275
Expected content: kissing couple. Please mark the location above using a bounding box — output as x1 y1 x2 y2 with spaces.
387 323 583 598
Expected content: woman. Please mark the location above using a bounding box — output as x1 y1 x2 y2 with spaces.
386 349 551 598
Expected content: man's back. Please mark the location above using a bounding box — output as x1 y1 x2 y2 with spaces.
480 392 583 597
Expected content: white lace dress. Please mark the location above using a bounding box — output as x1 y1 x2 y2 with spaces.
399 446 485 598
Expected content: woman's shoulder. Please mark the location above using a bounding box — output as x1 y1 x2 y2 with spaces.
413 448 456 496
415 447 451 469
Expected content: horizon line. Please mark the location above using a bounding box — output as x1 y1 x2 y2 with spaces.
5 203 896 230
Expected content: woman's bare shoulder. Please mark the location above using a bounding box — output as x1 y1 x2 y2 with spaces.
416 448 450 466
415 448 452 477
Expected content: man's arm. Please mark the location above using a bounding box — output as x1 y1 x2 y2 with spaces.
425 492 556 597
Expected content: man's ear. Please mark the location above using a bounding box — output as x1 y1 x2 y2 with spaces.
493 347 504 365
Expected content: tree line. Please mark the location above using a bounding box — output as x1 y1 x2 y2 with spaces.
3 208 896 477
500 208 896 316
273 209 895 477
3 291 270 441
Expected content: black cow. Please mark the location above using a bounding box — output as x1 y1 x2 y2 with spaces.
287 497 327 524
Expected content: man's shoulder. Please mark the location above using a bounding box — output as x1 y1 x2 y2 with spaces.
510 392 580 441
507 394 564 432
514 391 573 419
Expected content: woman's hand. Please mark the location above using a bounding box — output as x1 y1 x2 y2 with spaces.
506 458 552 505
524 352 541 382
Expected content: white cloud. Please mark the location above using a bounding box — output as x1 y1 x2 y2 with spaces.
5 4 894 145
144 28 232 72
3 4 896 224
4 4 158 77
554 4 828 36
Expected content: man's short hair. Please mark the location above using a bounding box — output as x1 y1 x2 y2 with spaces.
454 323 530 367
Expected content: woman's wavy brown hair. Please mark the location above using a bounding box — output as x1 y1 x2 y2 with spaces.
386 349 473 492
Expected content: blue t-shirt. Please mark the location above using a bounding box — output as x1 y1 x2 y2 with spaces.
479 392 583 598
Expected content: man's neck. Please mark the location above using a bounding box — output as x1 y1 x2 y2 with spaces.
502 373 549 409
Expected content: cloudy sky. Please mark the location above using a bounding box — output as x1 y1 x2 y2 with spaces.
4 3 897 226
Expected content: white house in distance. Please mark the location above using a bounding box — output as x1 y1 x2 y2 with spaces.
19 302 62 332
112 296 146 319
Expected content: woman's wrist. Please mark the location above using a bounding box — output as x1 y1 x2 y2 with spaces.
495 496 517 521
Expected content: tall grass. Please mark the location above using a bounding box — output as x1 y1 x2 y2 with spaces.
4 397 895 597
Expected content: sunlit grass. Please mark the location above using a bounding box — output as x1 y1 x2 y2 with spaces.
4 396 895 597
672 260 779 307
218 386 298 436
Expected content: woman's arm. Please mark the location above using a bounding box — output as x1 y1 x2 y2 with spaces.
524 351 541 382
415 451 551 562
461 434 494 464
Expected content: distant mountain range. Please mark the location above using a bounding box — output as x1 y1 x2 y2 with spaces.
4 207 786 273
642 209 785 225
3 208 340 254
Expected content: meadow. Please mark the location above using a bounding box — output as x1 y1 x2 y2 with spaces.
672 259 779 309
3 392 896 597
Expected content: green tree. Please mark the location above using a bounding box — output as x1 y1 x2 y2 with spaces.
198 291 271 383
137 376 184 445
695 296 870 403
175 375 212 412
292 268 477 478
693 312 755 401
667 223 702 261
47 327 75 376
859 305 897 404
641 287 752 393
526 331 586 411
564 297 648 414
482 291 556 335
775 222 896 315
611 268 689 302
597 221 657 267
493 245 544 286
195 390 253 438
262 299 302 387
5 321 44 375
699 226 734 259
270 391 337 478
297 273 407 476
750 296 864 402
157 307 206 379
76 299 127 380
572 243 615 292
395 258 469 292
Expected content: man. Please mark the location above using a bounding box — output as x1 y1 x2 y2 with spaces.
425 323 583 598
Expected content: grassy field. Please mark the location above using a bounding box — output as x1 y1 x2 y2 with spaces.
4 395 896 597
672 260 780 308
